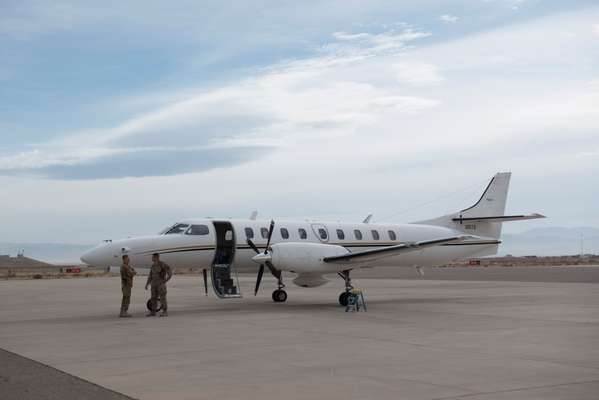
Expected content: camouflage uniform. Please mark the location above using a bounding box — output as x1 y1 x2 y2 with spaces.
120 262 136 317
146 260 172 316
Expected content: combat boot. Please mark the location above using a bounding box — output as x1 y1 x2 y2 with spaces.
159 310 168 317
119 309 132 318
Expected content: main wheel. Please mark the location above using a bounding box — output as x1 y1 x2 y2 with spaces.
146 299 163 311
272 289 288 303
338 292 349 307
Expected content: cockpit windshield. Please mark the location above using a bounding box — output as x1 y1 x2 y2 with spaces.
164 223 190 235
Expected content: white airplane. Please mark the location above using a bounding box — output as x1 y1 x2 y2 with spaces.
81 172 544 307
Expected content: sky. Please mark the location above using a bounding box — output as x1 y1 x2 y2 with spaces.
1 0 598 244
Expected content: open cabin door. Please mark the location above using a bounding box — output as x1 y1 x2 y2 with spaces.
211 221 242 298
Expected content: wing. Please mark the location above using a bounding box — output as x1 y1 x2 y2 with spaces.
323 235 471 264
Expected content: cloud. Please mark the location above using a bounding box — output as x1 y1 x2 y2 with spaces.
439 14 459 23
395 61 445 85
0 26 436 180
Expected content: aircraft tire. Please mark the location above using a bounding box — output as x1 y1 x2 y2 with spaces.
272 289 287 303
338 292 349 307
146 298 163 311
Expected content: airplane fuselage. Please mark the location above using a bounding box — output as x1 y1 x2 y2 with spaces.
82 218 498 273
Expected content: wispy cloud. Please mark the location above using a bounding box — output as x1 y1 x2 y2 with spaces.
439 14 459 24
0 26 436 179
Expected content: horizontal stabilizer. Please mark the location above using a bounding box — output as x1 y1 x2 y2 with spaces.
452 213 545 223
324 235 472 264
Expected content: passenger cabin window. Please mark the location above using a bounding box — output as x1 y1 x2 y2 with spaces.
336 229 345 240
261 227 269 239
371 230 380 240
354 229 363 240
318 228 328 240
298 228 307 239
280 228 289 239
165 223 189 234
388 230 397 241
245 227 254 239
186 224 209 235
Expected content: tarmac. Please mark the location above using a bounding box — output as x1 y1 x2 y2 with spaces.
1 267 598 400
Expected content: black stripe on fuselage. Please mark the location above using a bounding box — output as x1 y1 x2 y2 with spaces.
136 241 499 256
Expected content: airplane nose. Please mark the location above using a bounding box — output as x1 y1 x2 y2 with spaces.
81 246 110 267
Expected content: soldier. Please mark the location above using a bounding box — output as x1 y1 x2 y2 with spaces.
145 253 173 317
120 254 136 318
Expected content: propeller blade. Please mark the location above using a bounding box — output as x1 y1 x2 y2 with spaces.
265 219 275 253
247 239 260 254
265 261 281 281
254 264 265 296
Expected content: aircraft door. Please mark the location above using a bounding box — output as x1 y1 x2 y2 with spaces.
211 221 242 298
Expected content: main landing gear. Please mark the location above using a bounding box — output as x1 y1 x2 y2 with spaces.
272 270 287 303
338 270 353 307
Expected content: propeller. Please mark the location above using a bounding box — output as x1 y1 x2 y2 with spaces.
247 220 277 295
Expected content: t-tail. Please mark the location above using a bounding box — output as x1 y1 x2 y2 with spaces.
415 172 545 243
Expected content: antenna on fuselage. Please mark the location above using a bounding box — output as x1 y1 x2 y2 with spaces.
363 214 373 224
249 210 258 220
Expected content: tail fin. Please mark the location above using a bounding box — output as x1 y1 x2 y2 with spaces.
459 172 511 220
415 172 544 240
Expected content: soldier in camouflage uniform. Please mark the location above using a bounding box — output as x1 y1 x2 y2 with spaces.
145 253 173 317
120 254 136 318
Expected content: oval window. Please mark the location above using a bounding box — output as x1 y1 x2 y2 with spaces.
388 230 397 241
371 230 380 240
298 228 307 239
354 229 363 240
318 228 328 240
336 229 345 240
245 227 254 239
280 228 289 239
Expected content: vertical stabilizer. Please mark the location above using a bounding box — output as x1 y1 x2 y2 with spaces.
415 172 512 240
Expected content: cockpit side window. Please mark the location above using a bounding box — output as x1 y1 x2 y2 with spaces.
185 225 209 235
165 223 189 234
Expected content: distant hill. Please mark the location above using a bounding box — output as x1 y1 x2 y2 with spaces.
500 227 599 256
0 243 93 264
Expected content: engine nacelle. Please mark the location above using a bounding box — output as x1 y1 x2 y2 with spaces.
269 242 349 274
292 273 330 288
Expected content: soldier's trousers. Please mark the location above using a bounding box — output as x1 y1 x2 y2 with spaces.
150 284 167 311
121 284 132 311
